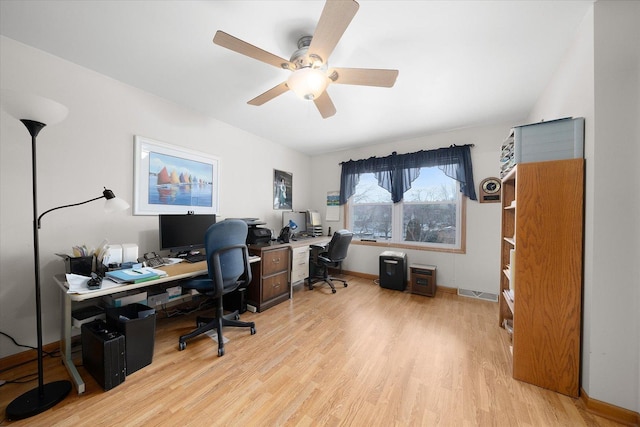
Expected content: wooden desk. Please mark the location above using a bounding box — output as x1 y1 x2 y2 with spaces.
54 258 258 393
247 236 330 312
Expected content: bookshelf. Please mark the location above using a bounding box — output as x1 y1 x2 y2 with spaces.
498 158 584 397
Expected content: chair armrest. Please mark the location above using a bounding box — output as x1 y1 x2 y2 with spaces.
309 244 327 263
317 255 332 264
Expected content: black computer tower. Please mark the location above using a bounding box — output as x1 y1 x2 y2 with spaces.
379 251 407 291
223 287 247 314
81 320 126 391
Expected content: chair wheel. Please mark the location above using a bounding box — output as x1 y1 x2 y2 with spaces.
344 283 348 287
179 341 186 351
235 314 240 320
218 347 225 357
250 327 256 335
332 289 337 294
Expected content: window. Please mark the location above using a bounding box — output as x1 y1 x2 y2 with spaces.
339 145 474 252
348 168 463 251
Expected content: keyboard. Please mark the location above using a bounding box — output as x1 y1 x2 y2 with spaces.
184 253 207 263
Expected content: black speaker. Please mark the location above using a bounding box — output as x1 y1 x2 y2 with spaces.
81 320 126 391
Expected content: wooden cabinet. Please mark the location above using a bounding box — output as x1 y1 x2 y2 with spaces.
499 158 584 397
409 264 436 297
247 246 290 312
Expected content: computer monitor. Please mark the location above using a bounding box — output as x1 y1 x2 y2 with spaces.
282 211 307 236
159 214 216 255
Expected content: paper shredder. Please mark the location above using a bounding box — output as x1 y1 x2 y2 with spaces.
379 251 407 291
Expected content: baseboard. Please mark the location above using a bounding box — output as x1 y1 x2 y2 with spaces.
580 387 640 426
0 341 61 371
337 269 457 295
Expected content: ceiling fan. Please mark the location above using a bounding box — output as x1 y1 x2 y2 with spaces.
213 0 399 119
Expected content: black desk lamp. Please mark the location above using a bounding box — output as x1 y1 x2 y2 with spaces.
1 91 129 420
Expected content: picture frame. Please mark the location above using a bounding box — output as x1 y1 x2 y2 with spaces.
273 169 292 210
133 136 219 215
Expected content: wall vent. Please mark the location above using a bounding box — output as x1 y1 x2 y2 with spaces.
457 288 498 302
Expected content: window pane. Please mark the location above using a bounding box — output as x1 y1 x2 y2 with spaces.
352 174 392 203
404 167 457 202
403 203 456 244
352 204 393 240
352 173 392 239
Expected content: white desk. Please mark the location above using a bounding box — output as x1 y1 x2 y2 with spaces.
54 258 258 394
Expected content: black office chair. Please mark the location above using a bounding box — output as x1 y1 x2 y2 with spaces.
178 220 255 356
308 229 353 294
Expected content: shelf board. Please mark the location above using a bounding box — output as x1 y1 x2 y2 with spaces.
502 268 511 281
504 237 515 246
502 289 514 314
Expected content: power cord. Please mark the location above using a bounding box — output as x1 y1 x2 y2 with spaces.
0 331 61 385
0 331 59 358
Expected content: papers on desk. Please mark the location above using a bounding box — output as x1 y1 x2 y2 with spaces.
65 274 121 294
65 268 167 294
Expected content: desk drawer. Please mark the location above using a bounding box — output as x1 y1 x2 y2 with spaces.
291 267 308 284
290 246 310 284
262 248 289 276
262 271 288 302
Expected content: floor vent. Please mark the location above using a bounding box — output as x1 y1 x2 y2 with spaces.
457 288 498 302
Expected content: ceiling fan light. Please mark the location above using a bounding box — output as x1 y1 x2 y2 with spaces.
287 68 328 100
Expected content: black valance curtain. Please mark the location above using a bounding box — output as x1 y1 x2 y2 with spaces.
339 144 477 204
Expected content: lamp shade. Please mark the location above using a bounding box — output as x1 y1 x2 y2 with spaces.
1 89 68 125
102 188 130 213
104 197 130 213
287 68 329 100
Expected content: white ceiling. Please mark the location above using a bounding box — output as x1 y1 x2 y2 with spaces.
0 0 593 155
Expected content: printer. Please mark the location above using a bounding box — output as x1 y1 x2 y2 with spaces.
233 218 271 245
247 227 271 245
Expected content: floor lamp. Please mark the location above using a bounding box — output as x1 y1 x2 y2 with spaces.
1 91 129 420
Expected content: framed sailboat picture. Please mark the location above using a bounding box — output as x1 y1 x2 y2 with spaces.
133 136 219 215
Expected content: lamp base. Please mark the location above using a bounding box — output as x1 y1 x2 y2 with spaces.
5 380 72 420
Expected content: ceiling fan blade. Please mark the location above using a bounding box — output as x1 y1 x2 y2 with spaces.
313 91 337 119
329 67 399 87
308 0 359 64
247 82 290 106
213 31 292 69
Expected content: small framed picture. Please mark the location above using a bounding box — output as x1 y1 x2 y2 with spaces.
273 169 292 210
133 136 219 215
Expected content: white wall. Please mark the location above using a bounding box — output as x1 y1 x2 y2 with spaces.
0 36 311 358
590 0 640 412
308 124 507 295
529 1 640 412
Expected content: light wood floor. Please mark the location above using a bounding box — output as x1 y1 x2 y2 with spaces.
0 276 623 426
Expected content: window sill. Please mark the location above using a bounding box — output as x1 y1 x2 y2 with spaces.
351 239 465 254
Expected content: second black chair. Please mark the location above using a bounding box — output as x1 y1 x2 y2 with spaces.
308 229 353 293
178 220 255 356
